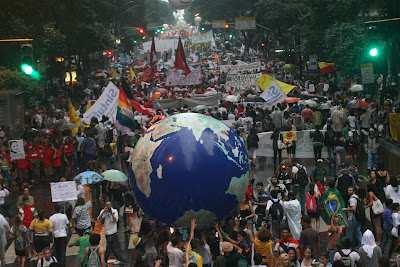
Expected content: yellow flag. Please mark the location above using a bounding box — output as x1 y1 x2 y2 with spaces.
257 74 295 94
68 101 80 136
110 68 118 80
128 67 136 82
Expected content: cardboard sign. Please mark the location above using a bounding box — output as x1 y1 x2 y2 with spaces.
50 181 78 202
8 140 25 160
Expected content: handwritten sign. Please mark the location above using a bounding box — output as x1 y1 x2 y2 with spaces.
8 140 25 160
50 181 78 202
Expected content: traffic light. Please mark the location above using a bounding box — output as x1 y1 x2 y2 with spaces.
19 44 40 79
369 47 379 57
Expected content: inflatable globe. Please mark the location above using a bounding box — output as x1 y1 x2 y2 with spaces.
131 113 249 224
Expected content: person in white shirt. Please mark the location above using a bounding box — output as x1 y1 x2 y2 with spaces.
385 180 400 204
167 235 184 267
97 201 126 264
49 205 69 267
0 213 9 266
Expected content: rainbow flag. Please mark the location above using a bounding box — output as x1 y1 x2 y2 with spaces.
116 89 139 134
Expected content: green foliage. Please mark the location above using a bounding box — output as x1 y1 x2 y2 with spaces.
145 0 176 27
0 68 43 106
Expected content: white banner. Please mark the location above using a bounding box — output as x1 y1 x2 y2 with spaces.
83 82 119 124
235 17 256 30
166 68 202 86
190 31 214 44
50 181 78 202
9 140 25 160
256 130 328 159
226 73 260 91
220 62 261 73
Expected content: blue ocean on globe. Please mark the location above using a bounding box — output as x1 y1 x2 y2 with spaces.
131 113 249 224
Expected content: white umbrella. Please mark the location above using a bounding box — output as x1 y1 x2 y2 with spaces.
302 99 318 108
349 84 363 92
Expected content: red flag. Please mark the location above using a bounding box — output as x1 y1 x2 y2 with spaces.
130 99 155 117
150 36 157 70
174 37 191 75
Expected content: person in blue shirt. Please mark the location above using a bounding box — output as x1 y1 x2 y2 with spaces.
382 198 393 257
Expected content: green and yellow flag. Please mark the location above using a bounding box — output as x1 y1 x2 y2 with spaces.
319 188 347 226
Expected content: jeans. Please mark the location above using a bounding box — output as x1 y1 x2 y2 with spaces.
346 217 362 247
105 233 127 263
53 237 67 267
368 152 377 170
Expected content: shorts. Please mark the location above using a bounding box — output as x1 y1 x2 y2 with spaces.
33 235 51 252
15 249 27 257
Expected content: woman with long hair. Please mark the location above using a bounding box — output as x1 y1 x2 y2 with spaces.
12 216 30 267
29 210 52 256
72 197 92 236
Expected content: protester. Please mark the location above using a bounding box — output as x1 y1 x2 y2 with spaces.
72 197 92 236
358 229 382 267
97 200 127 264
30 210 52 256
49 205 69 266
11 216 29 267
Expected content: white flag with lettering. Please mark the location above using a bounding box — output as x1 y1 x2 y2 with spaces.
260 82 286 106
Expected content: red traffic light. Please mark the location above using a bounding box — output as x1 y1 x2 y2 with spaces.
102 50 113 58
139 28 144 34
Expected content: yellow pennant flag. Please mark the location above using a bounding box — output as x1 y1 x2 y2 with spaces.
110 68 118 80
257 74 295 94
128 67 136 82
68 101 81 136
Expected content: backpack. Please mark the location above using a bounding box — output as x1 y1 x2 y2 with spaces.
87 246 101 267
22 205 34 228
338 250 353 267
14 228 27 251
296 165 309 186
83 137 97 157
39 256 57 267
305 193 317 213
269 199 284 221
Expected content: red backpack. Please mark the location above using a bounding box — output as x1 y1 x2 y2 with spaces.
22 205 34 228
306 192 317 213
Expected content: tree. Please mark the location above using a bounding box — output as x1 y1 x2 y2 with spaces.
145 0 176 27
0 68 43 107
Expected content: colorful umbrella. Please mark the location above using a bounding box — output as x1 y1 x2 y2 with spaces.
74 171 103 185
101 169 128 182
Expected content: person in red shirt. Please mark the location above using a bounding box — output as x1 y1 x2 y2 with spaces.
63 136 75 178
42 139 54 181
52 142 63 181
301 106 314 123
16 142 32 183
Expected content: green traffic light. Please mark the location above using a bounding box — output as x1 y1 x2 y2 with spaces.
369 47 379 57
21 64 33 75
20 63 40 80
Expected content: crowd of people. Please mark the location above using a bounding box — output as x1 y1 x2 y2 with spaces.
0 37 399 267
